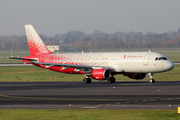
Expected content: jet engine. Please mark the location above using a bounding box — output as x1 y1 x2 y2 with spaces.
91 68 111 80
124 73 146 79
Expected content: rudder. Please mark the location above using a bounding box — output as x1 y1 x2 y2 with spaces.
25 25 53 56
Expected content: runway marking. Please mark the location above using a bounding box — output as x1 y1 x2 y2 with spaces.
120 83 151 86
175 98 180 100
79 107 98 109
115 102 121 104
0 94 133 102
106 103 112 105
124 102 130 104
0 94 178 106
97 104 103 106
0 95 39 99
168 98 173 100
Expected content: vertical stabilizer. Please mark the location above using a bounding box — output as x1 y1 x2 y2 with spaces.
25 25 53 56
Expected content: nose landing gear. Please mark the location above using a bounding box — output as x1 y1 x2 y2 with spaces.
149 73 155 83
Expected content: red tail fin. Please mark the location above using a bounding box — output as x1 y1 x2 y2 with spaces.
24 25 53 56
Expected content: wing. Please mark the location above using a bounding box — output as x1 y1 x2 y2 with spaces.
32 61 92 68
31 61 112 73
9 57 113 73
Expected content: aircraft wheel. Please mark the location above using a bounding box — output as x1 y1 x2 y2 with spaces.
83 78 87 83
83 78 91 84
108 77 116 83
87 78 91 83
150 79 155 83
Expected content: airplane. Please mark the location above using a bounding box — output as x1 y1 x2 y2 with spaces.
10 25 174 84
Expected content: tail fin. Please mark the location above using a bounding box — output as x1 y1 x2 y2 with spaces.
24 25 53 56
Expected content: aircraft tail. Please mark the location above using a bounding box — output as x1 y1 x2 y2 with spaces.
24 25 53 56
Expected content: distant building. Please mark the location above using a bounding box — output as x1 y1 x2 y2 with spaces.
68 44 74 51
59 45 64 51
47 45 59 52
47 45 75 52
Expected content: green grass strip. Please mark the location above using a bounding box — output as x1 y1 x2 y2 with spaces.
0 109 179 120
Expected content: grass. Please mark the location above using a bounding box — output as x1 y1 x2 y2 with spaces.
160 51 180 62
0 66 84 82
0 65 180 82
0 109 179 120
0 52 30 64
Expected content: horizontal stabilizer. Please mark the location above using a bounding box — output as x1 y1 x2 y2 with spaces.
9 57 38 61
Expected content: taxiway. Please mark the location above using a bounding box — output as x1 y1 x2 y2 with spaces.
0 81 180 109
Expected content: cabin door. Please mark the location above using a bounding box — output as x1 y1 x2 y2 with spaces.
143 54 150 66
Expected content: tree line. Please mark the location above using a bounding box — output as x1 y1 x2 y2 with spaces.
0 29 180 52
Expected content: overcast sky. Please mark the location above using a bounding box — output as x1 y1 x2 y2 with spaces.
0 0 180 36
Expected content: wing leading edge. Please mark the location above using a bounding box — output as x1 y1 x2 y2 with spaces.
31 61 113 74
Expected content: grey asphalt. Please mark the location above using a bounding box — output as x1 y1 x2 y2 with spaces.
0 81 180 109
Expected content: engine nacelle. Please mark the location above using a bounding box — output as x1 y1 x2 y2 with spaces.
124 73 146 79
91 68 111 80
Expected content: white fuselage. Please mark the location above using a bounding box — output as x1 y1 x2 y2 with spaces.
38 52 174 74
102 52 174 73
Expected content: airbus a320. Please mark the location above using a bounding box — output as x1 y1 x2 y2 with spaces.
10 25 174 84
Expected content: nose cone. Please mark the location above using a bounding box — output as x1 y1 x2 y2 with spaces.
166 61 174 71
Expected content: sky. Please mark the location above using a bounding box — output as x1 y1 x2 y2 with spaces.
0 0 180 36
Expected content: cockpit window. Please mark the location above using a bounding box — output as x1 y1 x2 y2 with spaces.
155 57 168 61
159 57 162 60
162 57 167 60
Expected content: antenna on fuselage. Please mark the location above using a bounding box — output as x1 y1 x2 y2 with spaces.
149 49 151 52
82 51 84 53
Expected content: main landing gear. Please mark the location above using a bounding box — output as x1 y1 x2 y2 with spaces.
149 73 155 83
107 76 116 83
83 75 116 84
83 75 91 84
